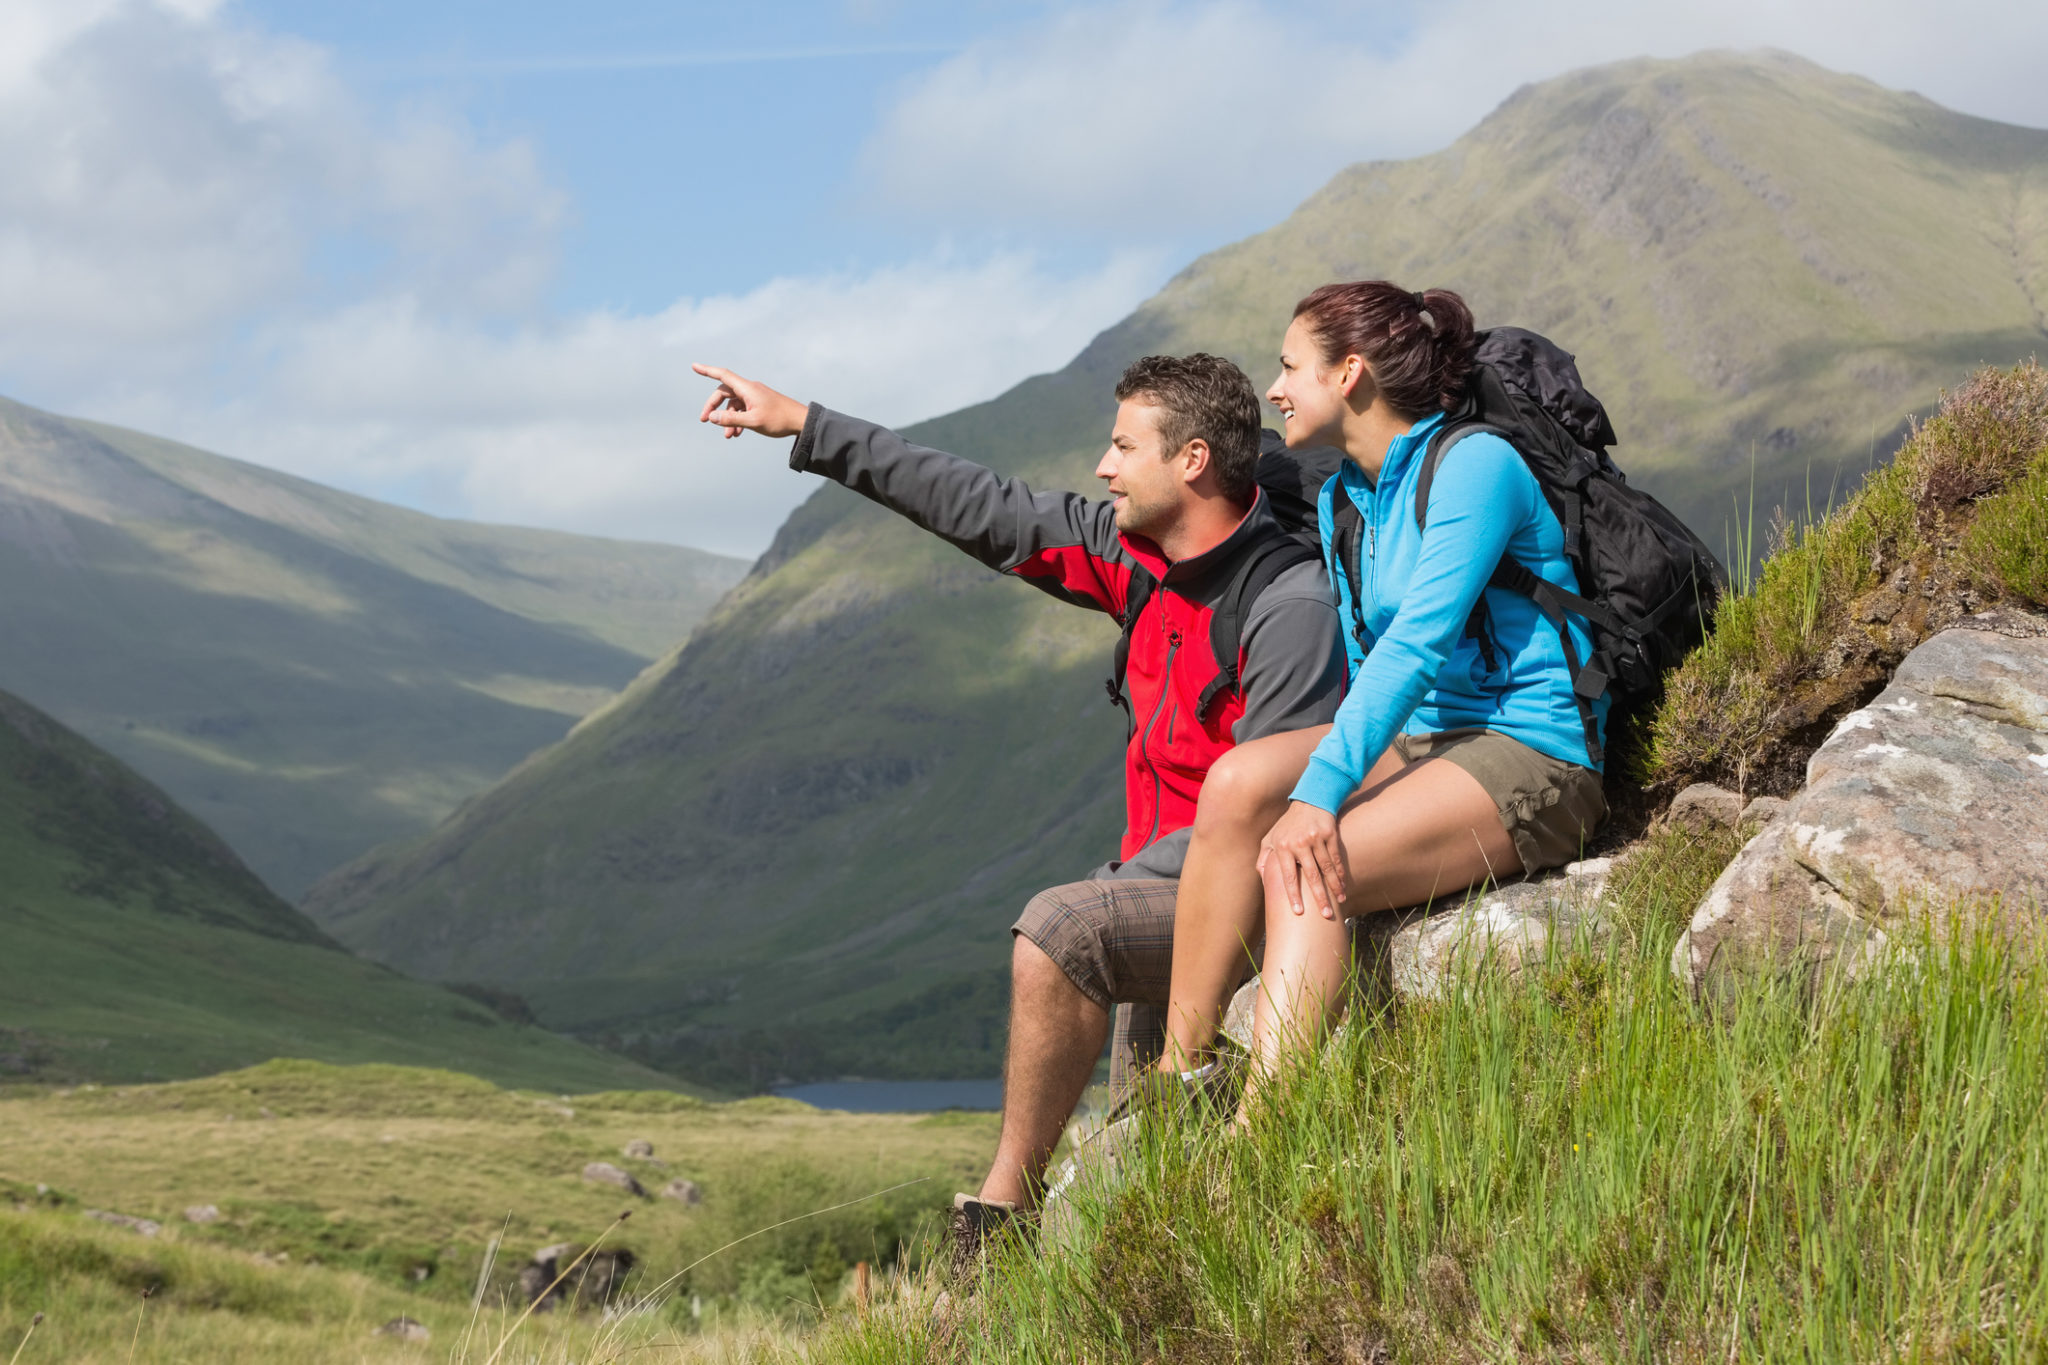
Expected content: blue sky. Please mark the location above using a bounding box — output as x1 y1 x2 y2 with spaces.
2 0 2044 556
251 1 1033 310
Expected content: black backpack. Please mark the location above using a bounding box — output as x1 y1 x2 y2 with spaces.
1265 327 1726 766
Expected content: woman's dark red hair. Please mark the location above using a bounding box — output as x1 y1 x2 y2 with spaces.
1291 281 1477 418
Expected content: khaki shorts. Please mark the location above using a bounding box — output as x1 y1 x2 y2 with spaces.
1389 728 1606 875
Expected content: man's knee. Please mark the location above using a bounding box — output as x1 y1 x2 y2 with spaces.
1011 931 1078 997
1012 882 1118 1014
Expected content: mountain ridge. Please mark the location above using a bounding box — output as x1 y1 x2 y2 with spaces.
0 395 749 895
0 683 684 1091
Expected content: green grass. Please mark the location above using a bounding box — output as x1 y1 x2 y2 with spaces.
1649 360 2048 793
0 1060 997 1362
307 52 2048 1086
810 837 2048 1363
1964 448 2048 605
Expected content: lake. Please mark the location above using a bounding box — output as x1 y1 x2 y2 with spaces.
773 1078 1004 1112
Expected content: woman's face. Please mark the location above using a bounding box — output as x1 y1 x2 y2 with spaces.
1267 317 1357 449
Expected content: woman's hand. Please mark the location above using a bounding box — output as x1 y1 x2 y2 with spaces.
693 363 809 440
1256 800 1348 919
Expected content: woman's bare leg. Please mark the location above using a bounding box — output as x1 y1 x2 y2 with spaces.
1247 756 1519 1095
1159 725 1374 1072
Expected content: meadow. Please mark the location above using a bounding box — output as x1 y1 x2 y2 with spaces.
0 1062 995 1362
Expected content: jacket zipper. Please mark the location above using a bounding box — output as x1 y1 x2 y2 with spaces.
1136 627 1182 849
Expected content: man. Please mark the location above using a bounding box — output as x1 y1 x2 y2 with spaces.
694 353 1344 1252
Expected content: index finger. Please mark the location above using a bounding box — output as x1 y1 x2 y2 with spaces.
696 385 737 426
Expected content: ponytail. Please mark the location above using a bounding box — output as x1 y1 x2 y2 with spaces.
1292 281 1478 418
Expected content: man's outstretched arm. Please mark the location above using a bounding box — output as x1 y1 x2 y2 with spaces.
696 364 1129 615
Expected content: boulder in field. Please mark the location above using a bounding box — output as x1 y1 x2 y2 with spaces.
659 1178 702 1205
372 1317 429 1342
580 1161 647 1198
517 1243 639 1311
621 1139 654 1159
1673 611 2048 998
182 1204 220 1224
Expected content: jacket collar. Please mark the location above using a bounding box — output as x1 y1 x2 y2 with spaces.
1118 487 1274 587
1340 410 1447 496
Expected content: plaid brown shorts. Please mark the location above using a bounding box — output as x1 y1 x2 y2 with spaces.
1010 878 1194 1092
1012 878 1397 1093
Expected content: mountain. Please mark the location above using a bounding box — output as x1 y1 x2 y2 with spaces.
303 51 2048 1088
0 685 684 1090
0 397 748 896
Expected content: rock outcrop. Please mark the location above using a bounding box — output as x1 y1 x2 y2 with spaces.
1673 611 2048 997
1388 858 1616 1000
82 1209 160 1236
1668 783 1745 833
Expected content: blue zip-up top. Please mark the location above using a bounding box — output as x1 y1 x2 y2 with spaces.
1290 413 1610 813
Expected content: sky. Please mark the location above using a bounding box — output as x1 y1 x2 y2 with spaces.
3 0 2046 557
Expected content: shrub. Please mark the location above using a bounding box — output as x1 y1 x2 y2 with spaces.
1648 360 2048 793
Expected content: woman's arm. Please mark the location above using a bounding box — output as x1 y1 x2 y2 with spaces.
1290 433 1533 811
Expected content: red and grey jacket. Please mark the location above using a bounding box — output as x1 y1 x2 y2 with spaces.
790 406 1346 879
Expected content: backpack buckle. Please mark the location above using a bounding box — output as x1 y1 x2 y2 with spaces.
1573 657 1611 701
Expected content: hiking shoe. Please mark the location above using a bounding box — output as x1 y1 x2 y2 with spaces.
947 1193 1020 1278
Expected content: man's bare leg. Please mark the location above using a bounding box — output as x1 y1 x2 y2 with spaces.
977 935 1108 1210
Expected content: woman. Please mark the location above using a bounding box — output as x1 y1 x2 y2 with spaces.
1155 280 1609 1092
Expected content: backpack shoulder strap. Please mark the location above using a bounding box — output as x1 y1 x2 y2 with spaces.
1412 421 1507 531
1411 422 1612 766
1326 494 1369 653
1105 565 1158 713
1193 536 1320 723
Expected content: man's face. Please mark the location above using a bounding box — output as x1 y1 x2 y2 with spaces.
1097 399 1186 538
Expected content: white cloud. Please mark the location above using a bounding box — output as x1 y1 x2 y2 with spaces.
131 249 1163 556
0 0 559 379
857 0 2048 235
0 0 1160 559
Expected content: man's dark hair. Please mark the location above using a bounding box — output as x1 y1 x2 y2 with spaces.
1113 353 1262 502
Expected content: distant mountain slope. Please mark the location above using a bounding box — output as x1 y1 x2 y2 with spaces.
0 397 748 895
306 51 2048 1088
0 686 683 1091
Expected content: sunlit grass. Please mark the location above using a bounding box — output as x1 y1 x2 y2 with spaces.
811 836 2048 1363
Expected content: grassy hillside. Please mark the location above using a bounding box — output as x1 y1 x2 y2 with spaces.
0 1061 993 1362
306 51 2048 1087
0 396 747 896
806 364 2048 1363
0 686 681 1091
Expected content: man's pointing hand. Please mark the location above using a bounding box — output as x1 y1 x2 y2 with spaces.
693 364 809 441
